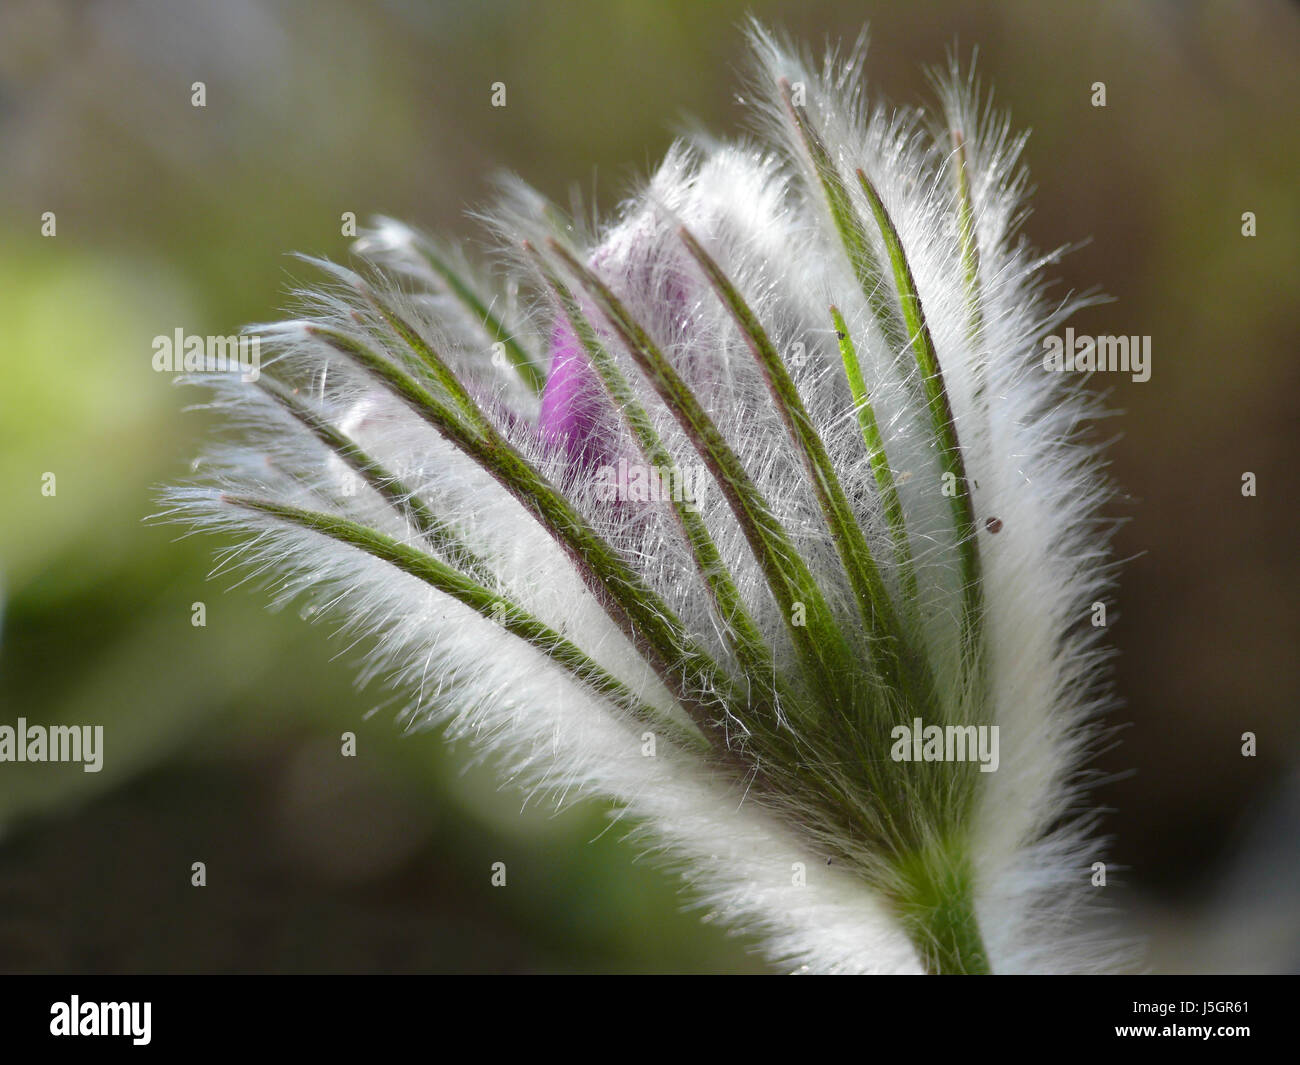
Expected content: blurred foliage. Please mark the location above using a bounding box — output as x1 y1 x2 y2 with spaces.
0 0 1296 972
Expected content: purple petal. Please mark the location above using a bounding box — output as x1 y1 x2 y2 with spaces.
537 257 691 473
538 315 614 468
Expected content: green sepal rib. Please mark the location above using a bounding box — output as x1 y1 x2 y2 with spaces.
525 243 780 696
828 306 919 604
304 322 738 741
256 375 493 583
407 235 546 394
778 77 908 354
354 286 496 436
544 238 856 697
854 169 983 645
949 126 993 443
950 128 985 348
676 226 913 696
221 494 705 753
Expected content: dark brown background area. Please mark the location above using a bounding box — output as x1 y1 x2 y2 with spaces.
0 0 1296 972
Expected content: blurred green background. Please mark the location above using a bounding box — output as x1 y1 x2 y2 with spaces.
0 0 1296 973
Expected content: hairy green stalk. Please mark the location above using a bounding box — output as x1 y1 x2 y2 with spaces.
891 836 992 975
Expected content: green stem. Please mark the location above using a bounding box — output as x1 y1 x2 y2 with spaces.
356 285 496 436
891 840 991 975
950 128 990 421
951 128 984 346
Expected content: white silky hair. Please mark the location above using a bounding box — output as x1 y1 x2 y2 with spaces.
163 24 1128 973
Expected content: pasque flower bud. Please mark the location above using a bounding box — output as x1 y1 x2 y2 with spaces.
162 21 1127 974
